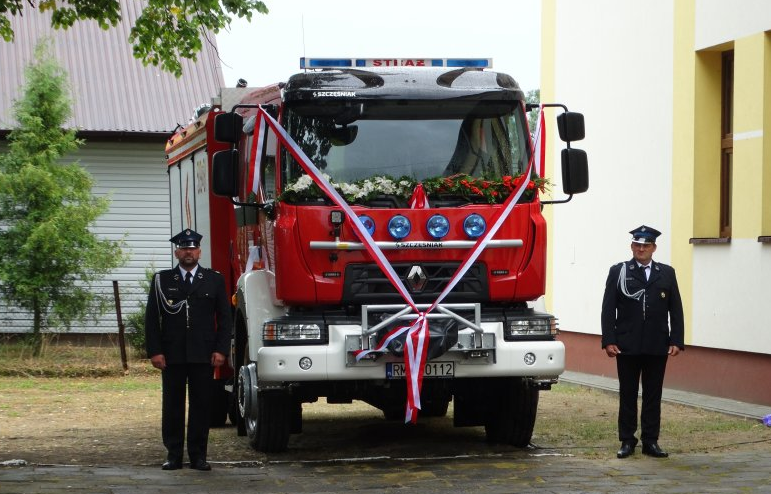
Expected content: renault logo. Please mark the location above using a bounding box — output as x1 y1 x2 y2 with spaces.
406 265 427 292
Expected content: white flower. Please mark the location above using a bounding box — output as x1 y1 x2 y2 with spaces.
283 174 422 201
339 182 361 196
285 174 315 192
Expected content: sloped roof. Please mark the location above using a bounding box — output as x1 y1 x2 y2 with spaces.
0 0 225 135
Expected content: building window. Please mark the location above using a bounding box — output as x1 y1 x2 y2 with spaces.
719 50 733 238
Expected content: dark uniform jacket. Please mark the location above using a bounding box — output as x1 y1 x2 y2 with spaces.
145 266 232 364
601 259 684 355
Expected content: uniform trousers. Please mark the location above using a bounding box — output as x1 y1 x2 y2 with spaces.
161 363 213 462
616 354 668 444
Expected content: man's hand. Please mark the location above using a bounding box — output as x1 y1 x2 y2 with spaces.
150 354 166 370
211 352 226 367
604 344 621 358
668 345 681 357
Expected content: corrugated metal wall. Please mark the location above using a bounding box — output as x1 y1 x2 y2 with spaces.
0 141 173 334
0 0 225 133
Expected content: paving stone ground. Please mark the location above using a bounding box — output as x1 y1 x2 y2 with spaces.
3 450 771 494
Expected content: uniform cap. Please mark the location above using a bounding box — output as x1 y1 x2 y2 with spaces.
170 229 202 248
630 225 661 244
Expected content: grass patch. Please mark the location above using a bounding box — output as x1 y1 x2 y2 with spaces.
533 381 765 457
0 337 155 378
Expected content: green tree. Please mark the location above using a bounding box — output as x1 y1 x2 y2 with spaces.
0 41 126 354
0 0 269 77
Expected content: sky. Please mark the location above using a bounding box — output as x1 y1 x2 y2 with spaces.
215 0 541 93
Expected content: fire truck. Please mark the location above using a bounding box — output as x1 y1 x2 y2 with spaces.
165 57 588 452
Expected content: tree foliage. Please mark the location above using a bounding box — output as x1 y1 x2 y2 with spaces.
0 41 126 353
0 0 269 77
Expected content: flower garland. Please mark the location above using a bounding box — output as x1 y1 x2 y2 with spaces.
279 173 550 205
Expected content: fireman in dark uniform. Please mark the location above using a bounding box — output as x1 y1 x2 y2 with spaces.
601 225 684 459
145 229 232 471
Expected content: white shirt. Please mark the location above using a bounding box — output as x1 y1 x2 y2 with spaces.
637 263 650 280
179 265 199 282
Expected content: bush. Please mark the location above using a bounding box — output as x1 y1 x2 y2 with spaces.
124 267 155 354
125 308 146 353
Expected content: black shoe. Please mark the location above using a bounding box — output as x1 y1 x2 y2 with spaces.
161 459 182 470
642 442 669 458
190 458 212 471
616 441 635 458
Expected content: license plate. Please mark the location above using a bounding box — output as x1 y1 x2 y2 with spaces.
386 361 454 379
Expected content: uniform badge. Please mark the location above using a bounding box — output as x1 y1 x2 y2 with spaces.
661 292 666 298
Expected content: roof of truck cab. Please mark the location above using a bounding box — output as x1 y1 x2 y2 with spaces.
283 67 525 101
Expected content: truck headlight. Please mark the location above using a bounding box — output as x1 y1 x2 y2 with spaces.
263 322 325 344
504 317 558 340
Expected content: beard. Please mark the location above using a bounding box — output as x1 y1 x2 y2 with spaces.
176 250 200 270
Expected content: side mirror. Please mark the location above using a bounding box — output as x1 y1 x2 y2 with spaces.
212 149 240 197
214 112 244 143
557 112 585 142
561 148 589 194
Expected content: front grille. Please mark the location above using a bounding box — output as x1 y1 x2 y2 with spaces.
342 262 488 304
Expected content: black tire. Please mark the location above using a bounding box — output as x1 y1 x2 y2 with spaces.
484 377 539 447
210 379 230 427
234 317 247 436
245 389 291 453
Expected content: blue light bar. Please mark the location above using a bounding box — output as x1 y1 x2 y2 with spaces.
300 57 353 69
445 59 491 68
300 58 492 70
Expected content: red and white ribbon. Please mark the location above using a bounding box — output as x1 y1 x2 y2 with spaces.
409 183 430 209
534 108 546 178
247 113 267 198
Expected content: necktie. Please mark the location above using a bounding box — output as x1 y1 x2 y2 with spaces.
641 265 649 280
185 271 193 284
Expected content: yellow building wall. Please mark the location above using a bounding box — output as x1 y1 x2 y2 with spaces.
765 33 771 235
733 34 766 238
672 0 696 344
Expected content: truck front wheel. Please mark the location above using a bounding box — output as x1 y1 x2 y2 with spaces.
484 377 539 447
244 388 292 453
238 355 292 453
234 317 248 436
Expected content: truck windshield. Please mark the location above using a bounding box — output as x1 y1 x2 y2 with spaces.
280 100 531 192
